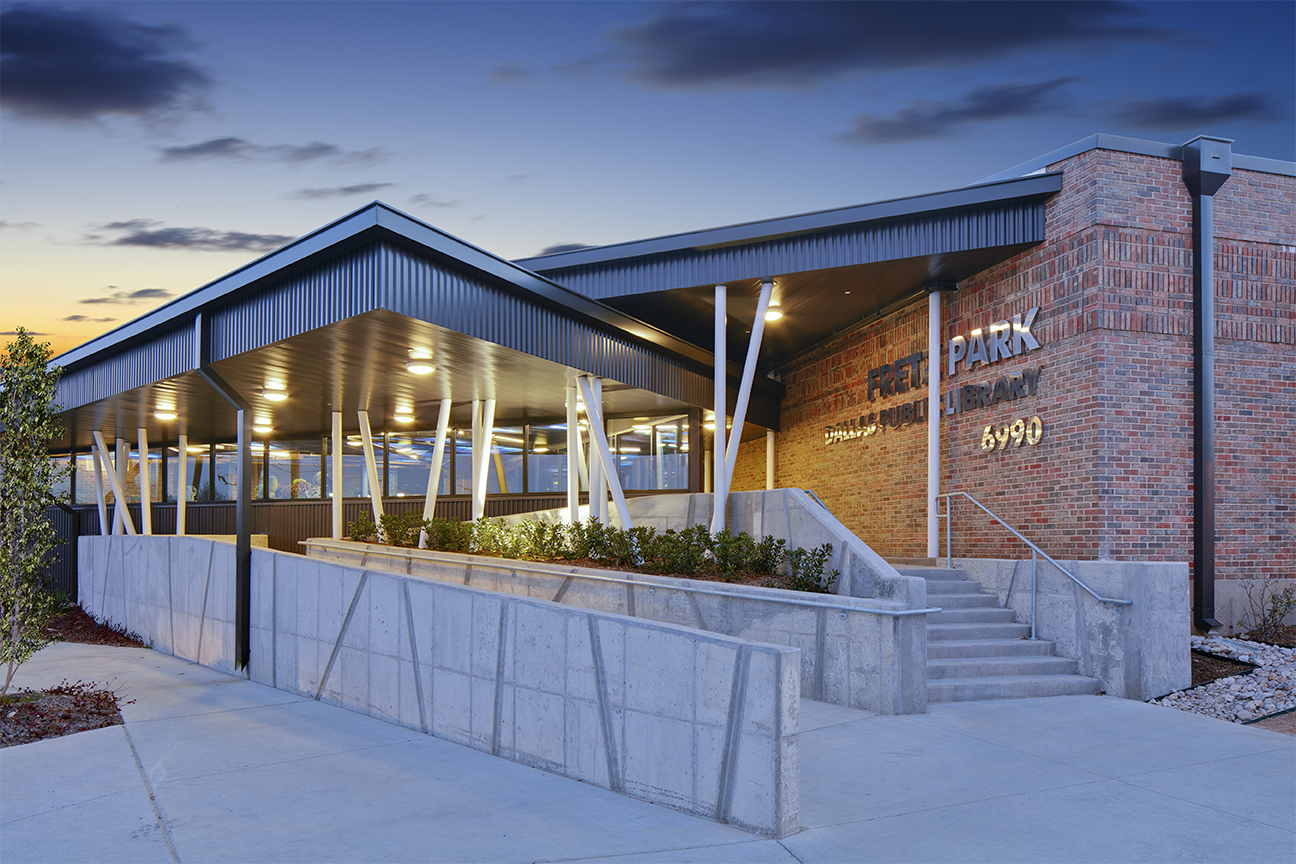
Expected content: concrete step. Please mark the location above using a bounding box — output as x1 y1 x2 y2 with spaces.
928 638 1056 659
925 593 1000 608
930 607 1019 625
927 656 1080 679
927 674 1103 703
925 580 984 595
928 622 1033 641
895 566 971 581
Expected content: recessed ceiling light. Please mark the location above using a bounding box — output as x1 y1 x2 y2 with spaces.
262 386 288 402
253 424 272 434
154 410 177 421
634 416 650 421
704 422 716 430
394 412 416 423
764 304 784 322
405 359 436 375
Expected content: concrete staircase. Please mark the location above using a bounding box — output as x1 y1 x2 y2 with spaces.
896 565 1103 703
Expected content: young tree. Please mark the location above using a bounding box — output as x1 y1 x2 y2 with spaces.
1 328 67 695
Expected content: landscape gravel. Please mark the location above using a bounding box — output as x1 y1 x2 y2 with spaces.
1150 635 1296 723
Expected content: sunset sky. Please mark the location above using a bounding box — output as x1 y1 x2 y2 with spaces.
2 0 1292 357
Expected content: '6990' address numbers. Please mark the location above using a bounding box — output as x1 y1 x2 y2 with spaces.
981 416 1043 452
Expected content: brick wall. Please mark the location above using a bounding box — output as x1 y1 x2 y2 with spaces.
733 148 1294 588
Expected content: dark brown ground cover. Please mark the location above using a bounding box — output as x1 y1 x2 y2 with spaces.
1191 650 1257 687
0 608 145 748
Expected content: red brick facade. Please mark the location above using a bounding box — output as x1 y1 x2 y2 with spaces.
732 148 1294 588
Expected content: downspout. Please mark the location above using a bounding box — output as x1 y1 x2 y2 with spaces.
194 312 253 672
927 283 957 560
1182 135 1231 633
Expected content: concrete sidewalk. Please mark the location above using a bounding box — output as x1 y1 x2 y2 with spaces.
2 643 1292 864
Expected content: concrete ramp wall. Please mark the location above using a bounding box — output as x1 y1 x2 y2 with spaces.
78 535 800 837
304 538 927 715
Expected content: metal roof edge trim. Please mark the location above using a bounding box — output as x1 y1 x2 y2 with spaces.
515 173 1062 272
51 201 729 380
975 133 1295 185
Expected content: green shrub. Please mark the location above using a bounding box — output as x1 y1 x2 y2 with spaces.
785 543 837 594
423 517 472 553
379 511 425 548
347 514 379 543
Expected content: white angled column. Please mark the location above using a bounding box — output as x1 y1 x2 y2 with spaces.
92 441 108 535
137 427 152 535
577 376 631 530
331 411 343 540
357 410 384 529
720 280 773 513
176 433 188 536
95 431 136 535
114 437 128 535
419 399 452 548
472 398 495 521
566 383 580 524
713 284 727 531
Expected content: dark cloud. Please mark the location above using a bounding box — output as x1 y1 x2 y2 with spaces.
491 63 531 84
0 220 41 229
79 286 174 305
611 1 1163 89
292 183 393 200
85 219 292 252
158 137 386 165
63 314 117 323
539 243 594 255
1 331 49 336
409 194 462 209
838 78 1077 145
1106 91 1284 129
0 4 210 121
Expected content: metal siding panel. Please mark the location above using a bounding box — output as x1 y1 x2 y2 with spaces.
57 327 192 409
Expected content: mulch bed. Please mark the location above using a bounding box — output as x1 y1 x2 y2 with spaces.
0 607 145 748
1191 650 1257 688
1240 624 1296 648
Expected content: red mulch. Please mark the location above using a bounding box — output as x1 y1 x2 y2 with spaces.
0 607 145 748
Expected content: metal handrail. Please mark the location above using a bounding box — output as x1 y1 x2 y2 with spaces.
936 491 1130 639
301 538 940 618
802 489 830 511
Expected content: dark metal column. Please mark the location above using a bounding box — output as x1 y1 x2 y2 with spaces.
1182 136 1231 633
193 312 254 670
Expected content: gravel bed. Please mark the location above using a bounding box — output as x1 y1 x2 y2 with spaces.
1150 635 1296 723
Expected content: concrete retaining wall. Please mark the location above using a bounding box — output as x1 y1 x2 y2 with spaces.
502 489 926 607
304 538 927 715
955 557 1190 700
79 535 800 837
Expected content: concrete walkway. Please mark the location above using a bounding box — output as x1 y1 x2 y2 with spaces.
3 643 1292 864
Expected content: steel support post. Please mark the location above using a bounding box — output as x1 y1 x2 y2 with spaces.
331 412 343 540
927 289 940 559
176 433 188 535
93 432 135 535
137 427 152 535
419 399 452 547
766 430 774 490
713 284 727 531
357 410 385 529
91 442 108 535
566 383 580 523
577 376 632 529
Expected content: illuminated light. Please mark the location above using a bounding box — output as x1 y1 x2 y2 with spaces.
632 425 652 433
764 304 783 322
394 412 416 423
396 492 406 497
154 410 177 421
262 386 288 402
534 446 549 453
704 422 716 430
633 416 650 422
253 424 273 434
186 446 205 454
405 359 436 375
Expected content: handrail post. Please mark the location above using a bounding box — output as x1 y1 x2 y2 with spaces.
1030 549 1038 640
945 496 952 569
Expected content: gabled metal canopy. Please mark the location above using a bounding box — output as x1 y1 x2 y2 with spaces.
519 173 1061 371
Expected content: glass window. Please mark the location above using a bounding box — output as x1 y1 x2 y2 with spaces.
527 424 572 494
73 453 100 505
50 455 72 502
490 426 525 494
453 429 473 495
608 414 689 491
171 445 212 501
387 431 451 499
340 434 377 499
212 444 264 501
268 440 324 499
120 448 161 503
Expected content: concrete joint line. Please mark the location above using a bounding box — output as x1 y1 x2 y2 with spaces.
196 541 215 666
122 724 180 864
552 575 575 604
270 555 278 690
783 495 792 547
316 570 370 700
686 494 695 527
491 600 511 756
626 582 636 618
716 646 752 823
464 563 472 586
99 536 112 625
814 607 827 701
687 592 709 631
166 541 175 658
586 615 622 793
402 581 428 734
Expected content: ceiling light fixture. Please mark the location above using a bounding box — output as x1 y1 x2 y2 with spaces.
262 384 288 402
253 423 273 434
394 412 416 423
155 410 177 421
764 303 784 322
405 359 435 375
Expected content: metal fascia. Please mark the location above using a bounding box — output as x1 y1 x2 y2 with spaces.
516 173 1063 271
